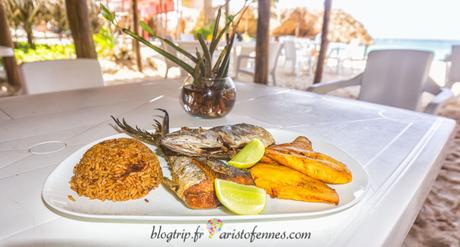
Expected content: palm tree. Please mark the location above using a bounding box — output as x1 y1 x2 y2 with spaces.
5 0 45 48
46 0 69 40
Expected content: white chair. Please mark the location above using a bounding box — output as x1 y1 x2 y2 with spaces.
0 46 14 57
327 41 366 75
232 41 256 76
308 49 454 114
0 46 14 83
283 39 297 75
179 33 195 41
21 59 104 94
162 39 181 79
282 38 314 77
446 45 460 88
235 42 283 85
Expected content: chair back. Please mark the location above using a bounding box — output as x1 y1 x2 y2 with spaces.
179 33 195 41
21 59 104 94
177 41 201 64
283 40 297 61
448 45 460 85
269 42 283 71
177 41 200 54
162 39 179 67
358 49 433 110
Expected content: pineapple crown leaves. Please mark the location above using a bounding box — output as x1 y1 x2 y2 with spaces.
100 1 249 84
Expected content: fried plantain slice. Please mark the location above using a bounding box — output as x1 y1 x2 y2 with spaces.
250 163 339 205
265 149 352 184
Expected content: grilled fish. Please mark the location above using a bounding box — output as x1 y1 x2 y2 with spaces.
163 156 253 209
111 109 266 208
160 124 275 159
112 109 275 159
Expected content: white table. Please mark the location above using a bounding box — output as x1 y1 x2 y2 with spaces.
0 80 455 246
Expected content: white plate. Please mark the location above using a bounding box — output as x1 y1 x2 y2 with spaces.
42 128 369 221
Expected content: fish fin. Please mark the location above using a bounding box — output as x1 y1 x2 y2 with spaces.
162 177 179 193
154 108 169 135
110 116 161 145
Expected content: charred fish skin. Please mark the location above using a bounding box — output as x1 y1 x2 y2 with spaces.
164 156 219 209
210 123 275 148
160 127 227 158
199 158 254 186
160 123 275 159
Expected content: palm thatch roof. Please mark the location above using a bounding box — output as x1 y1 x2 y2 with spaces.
325 9 373 45
272 7 373 45
272 7 320 39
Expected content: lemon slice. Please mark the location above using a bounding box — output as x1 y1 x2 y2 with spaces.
215 179 266 215
228 139 265 169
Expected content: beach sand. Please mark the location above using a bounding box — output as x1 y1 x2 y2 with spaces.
403 100 460 247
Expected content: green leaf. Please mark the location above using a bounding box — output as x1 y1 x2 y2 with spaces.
217 33 236 78
210 7 222 55
198 34 212 77
212 46 228 74
100 4 115 22
139 20 155 36
195 49 206 77
160 38 198 63
210 13 235 53
121 28 195 76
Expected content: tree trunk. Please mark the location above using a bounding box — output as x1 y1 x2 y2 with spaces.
254 0 270 84
65 0 97 58
224 0 230 42
313 0 332 84
203 0 213 25
131 0 143 72
24 24 35 48
0 1 22 90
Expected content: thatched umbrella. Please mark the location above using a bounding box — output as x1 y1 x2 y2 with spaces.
235 7 257 37
321 9 373 45
272 7 320 38
272 7 372 45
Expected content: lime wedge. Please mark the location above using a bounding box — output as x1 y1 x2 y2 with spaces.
228 139 265 169
214 179 266 215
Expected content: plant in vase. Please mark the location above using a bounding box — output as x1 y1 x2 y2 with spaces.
100 3 249 118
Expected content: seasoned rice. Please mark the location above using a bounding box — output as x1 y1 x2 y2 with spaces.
70 138 162 201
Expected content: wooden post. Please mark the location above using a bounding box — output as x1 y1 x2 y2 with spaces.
131 0 143 72
65 0 97 59
0 1 22 89
203 0 213 25
254 0 270 84
313 0 332 84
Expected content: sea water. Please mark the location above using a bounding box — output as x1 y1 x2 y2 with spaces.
367 39 460 60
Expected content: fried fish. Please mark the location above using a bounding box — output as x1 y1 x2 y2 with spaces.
163 156 253 209
160 124 275 159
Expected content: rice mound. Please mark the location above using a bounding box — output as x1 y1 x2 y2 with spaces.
70 138 162 201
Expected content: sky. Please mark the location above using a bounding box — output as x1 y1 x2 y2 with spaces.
225 0 460 40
